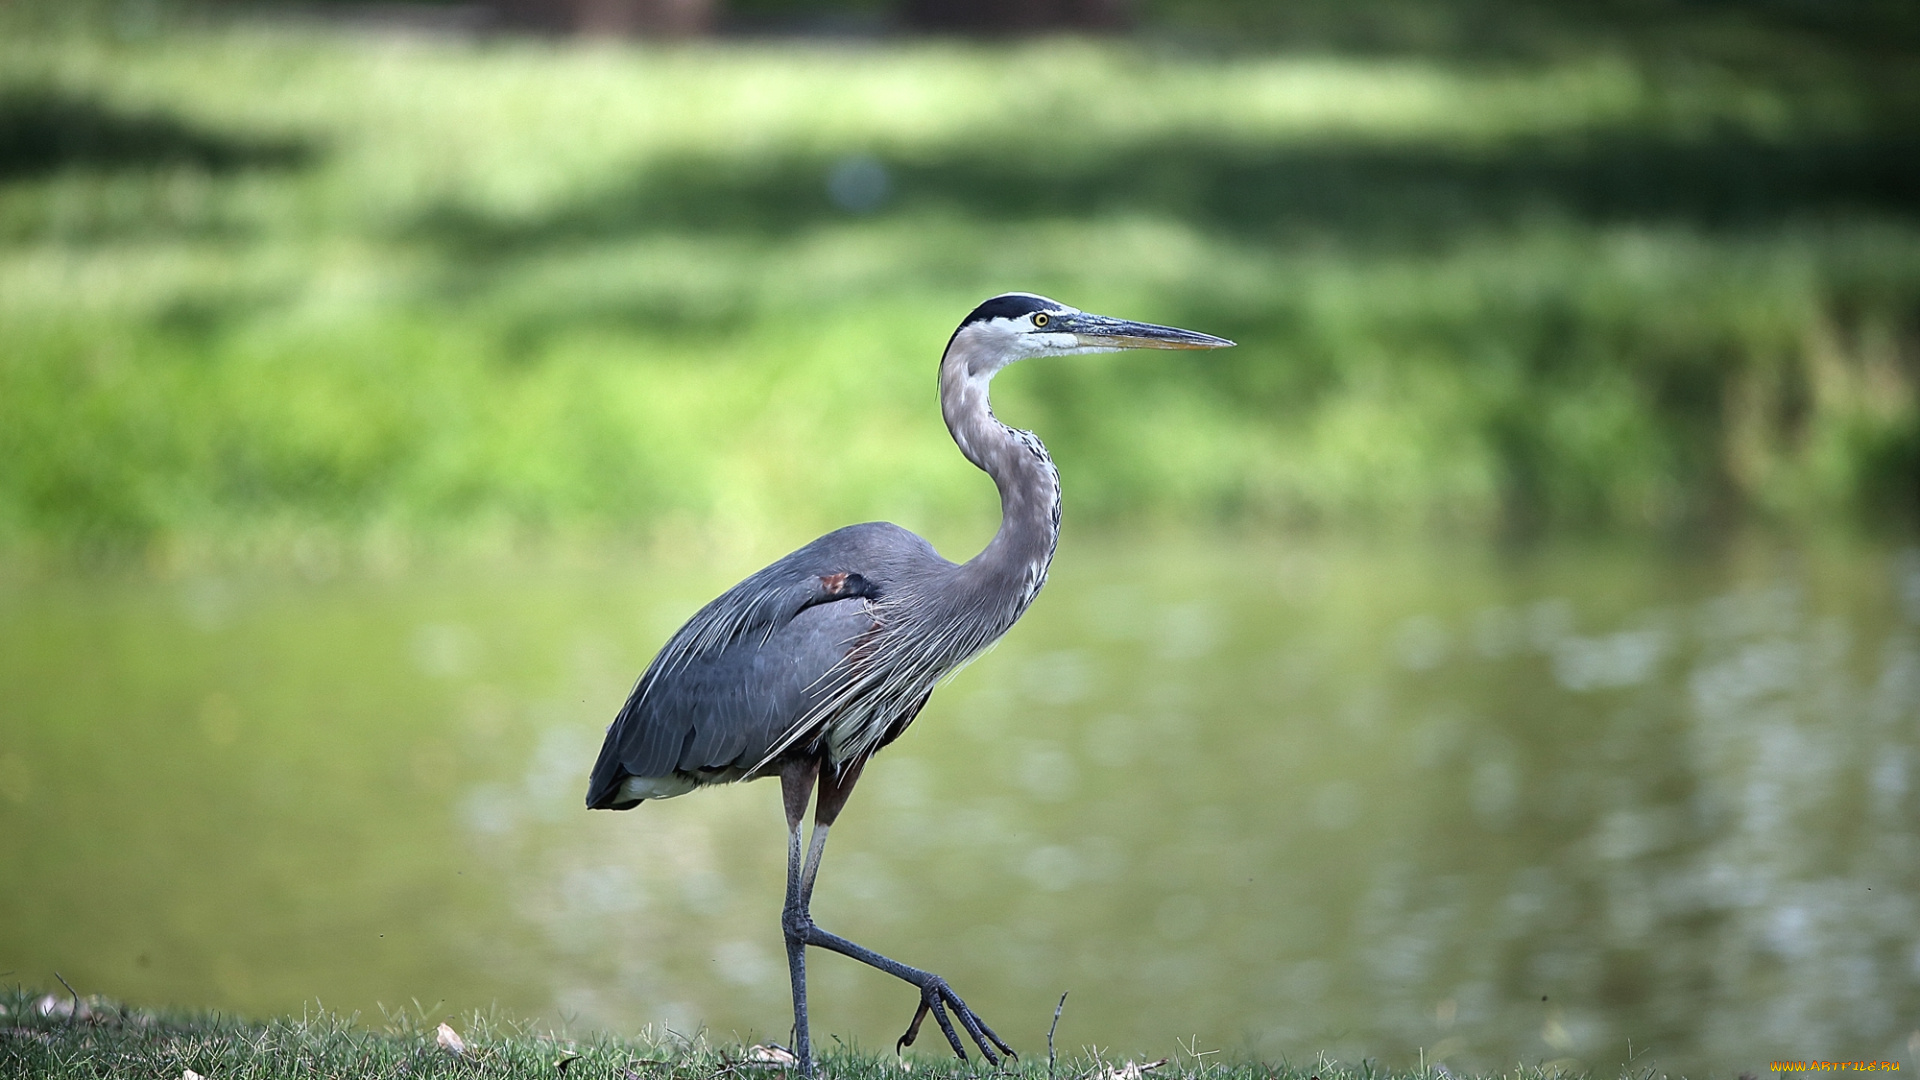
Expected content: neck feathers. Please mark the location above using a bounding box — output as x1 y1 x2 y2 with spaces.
939 330 1061 615
805 321 1062 768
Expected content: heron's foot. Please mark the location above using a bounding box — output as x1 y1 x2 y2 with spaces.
895 974 1015 1067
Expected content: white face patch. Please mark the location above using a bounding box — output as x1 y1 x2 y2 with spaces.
950 304 1095 377
1016 303 1118 359
1028 331 1083 354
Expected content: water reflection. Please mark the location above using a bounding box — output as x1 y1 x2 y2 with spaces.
1 537 1916 1075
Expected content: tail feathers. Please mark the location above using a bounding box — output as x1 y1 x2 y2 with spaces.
586 777 641 811
586 757 642 810
587 767 705 809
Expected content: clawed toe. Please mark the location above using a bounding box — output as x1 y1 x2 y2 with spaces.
895 977 1015 1067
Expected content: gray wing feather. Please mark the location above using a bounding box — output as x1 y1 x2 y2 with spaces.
586 523 927 809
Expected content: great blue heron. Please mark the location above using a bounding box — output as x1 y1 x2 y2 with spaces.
586 293 1233 1073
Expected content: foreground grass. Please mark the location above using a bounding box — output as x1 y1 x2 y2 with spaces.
0 3 1917 558
0 988 1625 1080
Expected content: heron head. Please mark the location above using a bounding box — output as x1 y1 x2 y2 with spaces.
946 292 1234 379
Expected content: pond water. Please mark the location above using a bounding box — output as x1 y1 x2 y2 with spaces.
3 533 1918 1076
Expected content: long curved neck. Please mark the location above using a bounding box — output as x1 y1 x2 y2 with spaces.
938 345 1060 612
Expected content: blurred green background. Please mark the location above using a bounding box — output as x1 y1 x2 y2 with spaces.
2 0 1915 563
5 3 1920 1073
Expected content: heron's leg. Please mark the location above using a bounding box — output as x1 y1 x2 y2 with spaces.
780 759 821 1077
799 761 1016 1067
796 812 832 911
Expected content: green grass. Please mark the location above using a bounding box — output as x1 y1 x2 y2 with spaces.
0 3 1917 560
0 987 1637 1080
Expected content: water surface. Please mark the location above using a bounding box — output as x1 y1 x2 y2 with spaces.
2 534 1917 1076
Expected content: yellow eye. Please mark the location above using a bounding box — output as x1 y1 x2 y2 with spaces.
1032 312 1051 327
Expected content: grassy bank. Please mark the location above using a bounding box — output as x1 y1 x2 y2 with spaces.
0 988 1632 1080
1 4 1917 559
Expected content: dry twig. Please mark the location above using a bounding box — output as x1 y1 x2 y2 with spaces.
53 972 83 1024
1048 992 1068 1080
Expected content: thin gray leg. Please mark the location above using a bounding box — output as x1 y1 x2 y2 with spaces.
802 924 1014 1065
795 766 1014 1066
784 821 812 1075
799 823 831 908
781 761 820 1077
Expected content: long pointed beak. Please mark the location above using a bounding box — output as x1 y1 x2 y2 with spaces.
1057 312 1236 351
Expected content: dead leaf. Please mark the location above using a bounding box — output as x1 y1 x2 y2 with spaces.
746 1044 799 1067
34 994 90 1021
184 1070 205 1080
1097 1059 1169 1080
436 1022 467 1056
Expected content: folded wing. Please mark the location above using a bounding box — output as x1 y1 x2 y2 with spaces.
586 530 890 809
